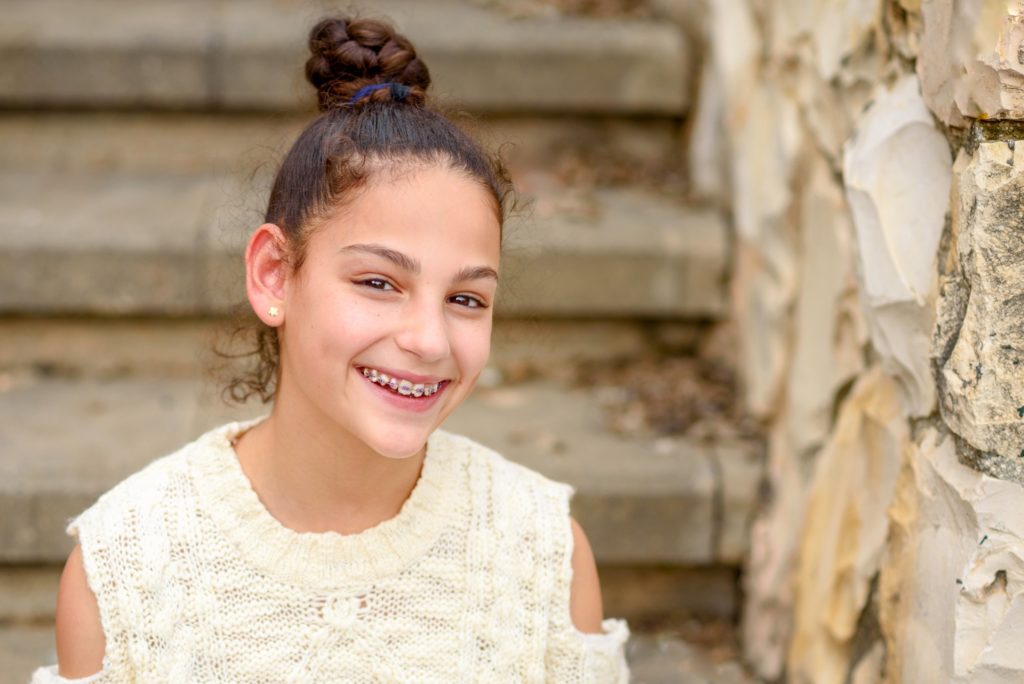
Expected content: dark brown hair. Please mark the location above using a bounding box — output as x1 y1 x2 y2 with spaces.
219 14 514 404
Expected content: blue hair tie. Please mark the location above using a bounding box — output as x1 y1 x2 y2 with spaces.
348 82 411 106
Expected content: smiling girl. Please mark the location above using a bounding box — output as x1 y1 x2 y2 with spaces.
33 13 629 684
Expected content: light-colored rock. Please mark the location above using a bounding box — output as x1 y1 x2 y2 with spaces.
707 0 761 160
768 0 884 79
888 0 923 60
740 411 805 681
725 79 801 418
936 141 1024 483
729 231 797 420
787 368 907 684
726 78 800 246
787 149 865 456
687 52 729 202
717 0 1024 682
916 0 1008 125
791 57 853 167
880 425 1024 683
842 73 952 416
953 7 1024 121
850 640 885 684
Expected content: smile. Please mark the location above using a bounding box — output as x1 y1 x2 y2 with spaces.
359 367 444 397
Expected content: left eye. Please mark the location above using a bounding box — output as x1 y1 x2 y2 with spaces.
449 294 486 309
360 278 394 291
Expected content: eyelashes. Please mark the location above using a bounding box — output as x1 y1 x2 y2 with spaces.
448 294 487 309
359 277 394 291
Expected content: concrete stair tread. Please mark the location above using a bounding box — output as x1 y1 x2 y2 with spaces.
0 374 760 565
0 111 684 178
1 0 691 114
0 169 727 317
0 318 675 381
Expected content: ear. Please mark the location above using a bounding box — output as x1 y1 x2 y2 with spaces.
245 223 290 327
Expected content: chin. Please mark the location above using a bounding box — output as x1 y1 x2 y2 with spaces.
361 424 435 460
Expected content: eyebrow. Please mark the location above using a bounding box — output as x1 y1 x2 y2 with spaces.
339 243 498 282
340 243 419 274
454 265 499 283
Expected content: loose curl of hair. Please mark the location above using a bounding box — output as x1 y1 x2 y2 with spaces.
218 14 515 404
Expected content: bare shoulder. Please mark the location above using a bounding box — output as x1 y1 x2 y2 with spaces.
55 544 106 677
569 517 605 634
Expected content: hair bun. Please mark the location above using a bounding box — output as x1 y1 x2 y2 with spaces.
305 16 431 111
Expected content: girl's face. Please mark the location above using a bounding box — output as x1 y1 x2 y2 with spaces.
275 164 501 459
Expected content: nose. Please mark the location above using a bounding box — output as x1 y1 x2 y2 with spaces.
394 298 451 363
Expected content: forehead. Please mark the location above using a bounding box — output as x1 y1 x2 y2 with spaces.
317 163 501 262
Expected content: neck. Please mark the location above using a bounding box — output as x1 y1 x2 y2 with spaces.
234 394 426 536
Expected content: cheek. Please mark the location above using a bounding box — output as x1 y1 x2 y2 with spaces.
292 284 384 360
453 317 493 377
317 301 389 359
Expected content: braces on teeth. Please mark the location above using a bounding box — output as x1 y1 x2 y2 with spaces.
361 368 441 397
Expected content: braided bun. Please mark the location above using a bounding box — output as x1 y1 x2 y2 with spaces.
305 16 431 111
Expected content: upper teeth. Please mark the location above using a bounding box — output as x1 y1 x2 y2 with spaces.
361 368 442 396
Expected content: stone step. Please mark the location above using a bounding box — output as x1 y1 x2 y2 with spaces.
0 169 727 318
0 111 684 178
0 621 755 684
0 0 691 116
0 375 761 567
0 318 690 380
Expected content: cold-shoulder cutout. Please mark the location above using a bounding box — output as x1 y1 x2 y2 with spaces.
54 545 106 678
543 490 630 683
569 517 605 634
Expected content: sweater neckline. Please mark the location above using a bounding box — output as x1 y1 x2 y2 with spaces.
190 418 462 590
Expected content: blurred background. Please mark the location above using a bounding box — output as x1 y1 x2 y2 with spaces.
5 0 1024 682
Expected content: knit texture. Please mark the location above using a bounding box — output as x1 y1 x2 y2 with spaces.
32 419 629 683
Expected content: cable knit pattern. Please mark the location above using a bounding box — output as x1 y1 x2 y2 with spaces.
31 419 629 683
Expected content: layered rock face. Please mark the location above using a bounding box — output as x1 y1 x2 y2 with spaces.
699 0 1024 681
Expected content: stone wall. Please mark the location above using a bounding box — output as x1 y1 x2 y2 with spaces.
697 0 1024 681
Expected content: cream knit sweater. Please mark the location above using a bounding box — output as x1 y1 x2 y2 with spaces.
32 419 630 683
